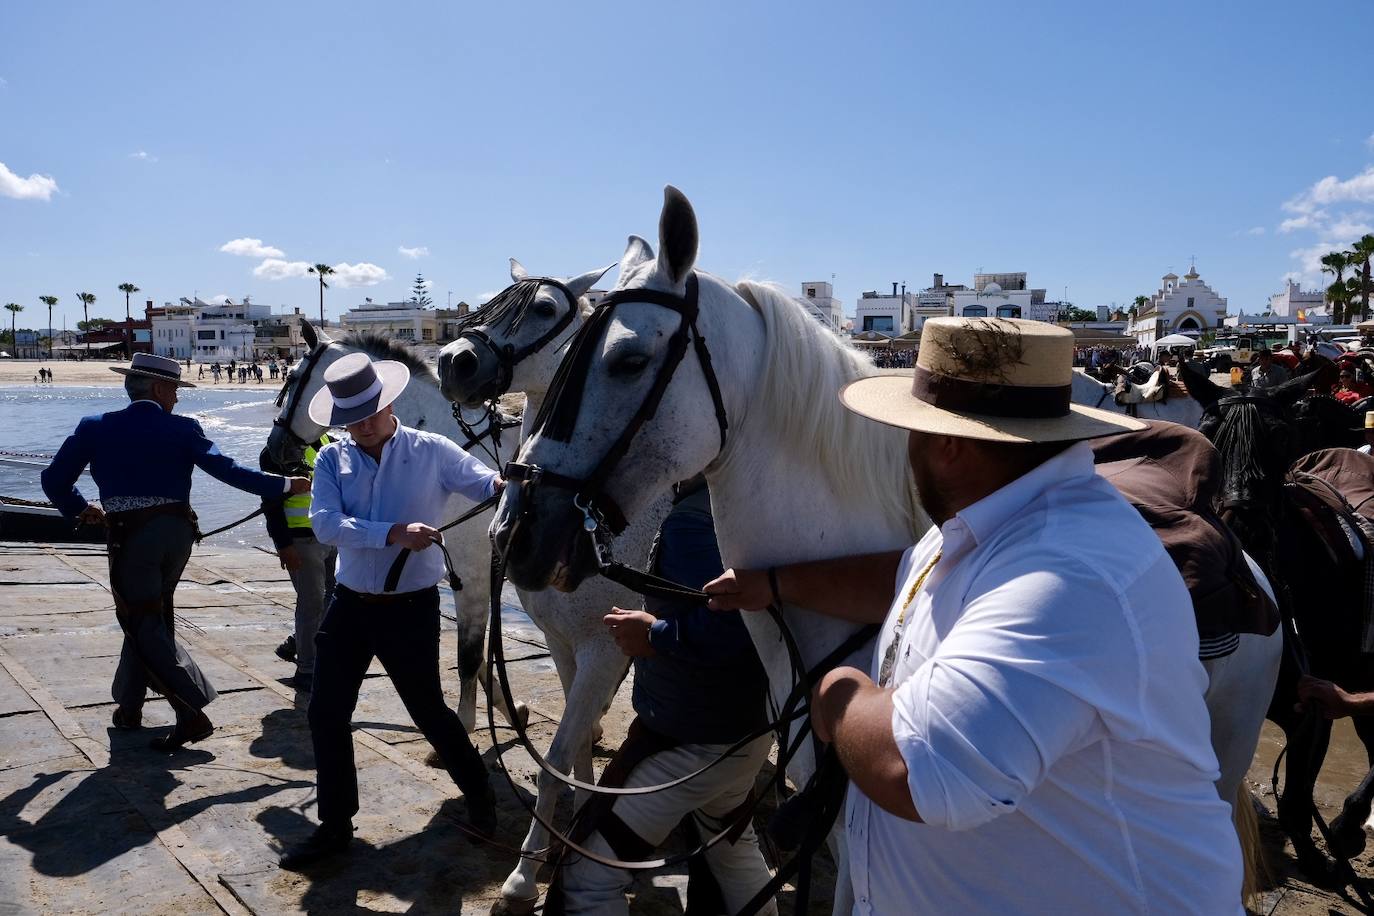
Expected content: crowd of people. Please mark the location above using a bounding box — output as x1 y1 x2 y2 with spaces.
192 358 288 383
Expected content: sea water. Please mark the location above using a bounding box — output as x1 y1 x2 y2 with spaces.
0 385 279 547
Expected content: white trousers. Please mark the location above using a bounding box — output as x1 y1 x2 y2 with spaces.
559 732 779 916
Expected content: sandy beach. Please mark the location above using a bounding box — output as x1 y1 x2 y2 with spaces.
0 359 286 390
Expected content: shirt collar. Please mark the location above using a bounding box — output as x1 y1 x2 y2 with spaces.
130 399 166 412
948 440 1096 548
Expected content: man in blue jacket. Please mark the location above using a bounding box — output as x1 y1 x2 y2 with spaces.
42 353 310 751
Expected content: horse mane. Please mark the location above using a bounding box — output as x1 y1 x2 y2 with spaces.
729 279 925 537
341 332 437 384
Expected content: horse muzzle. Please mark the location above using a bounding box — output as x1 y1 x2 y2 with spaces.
438 338 506 408
492 471 598 592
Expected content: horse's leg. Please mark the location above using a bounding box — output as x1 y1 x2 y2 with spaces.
1330 759 1374 861
1281 715 1338 885
498 642 626 913
452 578 525 734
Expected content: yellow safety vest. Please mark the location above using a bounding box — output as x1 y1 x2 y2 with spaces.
283 435 330 529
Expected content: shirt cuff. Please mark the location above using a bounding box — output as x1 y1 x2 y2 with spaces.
648 618 676 653
282 478 291 494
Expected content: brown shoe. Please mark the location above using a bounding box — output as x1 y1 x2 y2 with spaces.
111 706 142 730
150 710 213 752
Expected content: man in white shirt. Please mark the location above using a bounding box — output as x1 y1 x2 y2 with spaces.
707 317 1245 914
279 352 503 869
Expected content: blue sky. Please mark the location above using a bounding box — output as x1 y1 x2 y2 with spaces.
3 0 1374 329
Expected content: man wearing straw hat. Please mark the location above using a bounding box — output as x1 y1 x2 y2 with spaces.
279 351 503 869
707 317 1244 914
42 353 311 750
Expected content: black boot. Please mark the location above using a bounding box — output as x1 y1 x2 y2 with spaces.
275 634 297 664
149 708 213 752
279 821 354 870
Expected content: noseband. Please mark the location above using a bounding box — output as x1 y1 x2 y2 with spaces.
504 273 729 546
456 277 578 401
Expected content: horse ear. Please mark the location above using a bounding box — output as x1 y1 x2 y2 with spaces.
657 185 698 286
1179 361 1225 408
1270 370 1319 406
300 318 318 350
565 262 615 300
620 235 654 277
510 258 529 282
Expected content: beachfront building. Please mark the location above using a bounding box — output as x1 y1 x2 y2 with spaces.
150 297 302 362
1125 265 1228 348
796 281 844 330
855 283 918 335
338 299 440 343
1268 278 1328 320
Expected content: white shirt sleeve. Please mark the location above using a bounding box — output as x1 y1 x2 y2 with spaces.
309 446 392 549
436 437 500 501
891 556 1142 831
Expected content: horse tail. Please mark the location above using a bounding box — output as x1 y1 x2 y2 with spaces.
1234 782 1268 906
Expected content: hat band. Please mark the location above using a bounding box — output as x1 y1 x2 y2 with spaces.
911 364 1071 419
333 376 383 409
135 365 181 380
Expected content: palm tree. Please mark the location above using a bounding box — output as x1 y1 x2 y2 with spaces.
308 264 335 326
39 296 57 359
77 292 96 359
1327 281 1352 326
4 303 22 357
1350 235 1374 323
117 282 140 358
1321 251 1352 324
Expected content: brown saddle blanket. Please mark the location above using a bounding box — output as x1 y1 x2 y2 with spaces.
1091 421 1280 640
1285 448 1374 566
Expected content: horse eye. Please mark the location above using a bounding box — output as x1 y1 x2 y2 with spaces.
534 302 557 318
609 354 650 377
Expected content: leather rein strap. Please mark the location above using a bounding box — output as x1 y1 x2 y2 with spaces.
457 277 579 402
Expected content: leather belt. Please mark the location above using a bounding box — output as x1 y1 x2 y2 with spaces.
337 583 435 605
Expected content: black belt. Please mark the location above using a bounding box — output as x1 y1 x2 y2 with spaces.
337 583 436 605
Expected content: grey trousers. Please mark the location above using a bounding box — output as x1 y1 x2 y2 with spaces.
286 537 336 674
109 514 217 711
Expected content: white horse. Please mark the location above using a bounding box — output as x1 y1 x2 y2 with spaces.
437 261 675 913
1071 367 1203 427
492 188 925 916
263 323 529 734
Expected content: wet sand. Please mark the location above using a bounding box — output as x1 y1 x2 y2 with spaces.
1 360 286 390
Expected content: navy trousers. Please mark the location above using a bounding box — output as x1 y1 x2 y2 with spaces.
307 585 488 826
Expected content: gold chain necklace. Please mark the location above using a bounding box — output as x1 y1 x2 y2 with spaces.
878 549 942 688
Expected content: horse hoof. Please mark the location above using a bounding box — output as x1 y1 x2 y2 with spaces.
1329 814 1369 860
1294 847 1343 889
514 702 530 731
491 895 537 916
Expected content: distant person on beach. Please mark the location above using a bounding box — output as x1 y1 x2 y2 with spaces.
197 364 205 380
40 353 310 752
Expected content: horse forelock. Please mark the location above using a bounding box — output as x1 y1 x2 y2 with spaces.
727 279 924 539
1211 400 1279 508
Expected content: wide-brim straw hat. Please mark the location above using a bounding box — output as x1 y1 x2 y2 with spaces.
841 317 1146 443
307 351 410 427
110 352 195 388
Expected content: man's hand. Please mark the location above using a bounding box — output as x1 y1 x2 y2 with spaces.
492 477 506 494
812 665 873 744
603 608 657 657
278 544 303 572
1296 675 1364 719
704 568 772 612
388 522 440 551
287 476 312 495
77 504 106 527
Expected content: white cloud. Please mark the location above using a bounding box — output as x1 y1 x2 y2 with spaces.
251 258 389 287
331 262 389 287
0 161 59 201
128 150 157 163
1366 133 1374 150
1246 226 1265 236
253 258 313 280
222 237 286 258
1284 166 1374 215
398 245 429 260
1279 214 1322 233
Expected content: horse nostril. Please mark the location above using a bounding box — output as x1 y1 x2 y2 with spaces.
454 349 479 380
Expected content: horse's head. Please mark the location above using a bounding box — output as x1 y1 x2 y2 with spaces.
262 318 349 470
436 260 612 408
1185 364 1312 559
492 186 761 591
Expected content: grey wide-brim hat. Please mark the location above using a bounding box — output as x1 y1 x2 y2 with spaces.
307 351 410 427
110 352 196 388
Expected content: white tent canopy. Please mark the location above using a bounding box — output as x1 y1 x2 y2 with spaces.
1153 334 1198 348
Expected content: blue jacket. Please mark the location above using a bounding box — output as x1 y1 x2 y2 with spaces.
41 400 286 518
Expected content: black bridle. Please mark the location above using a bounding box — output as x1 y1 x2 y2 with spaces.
505 273 728 539
271 340 333 458
455 277 580 403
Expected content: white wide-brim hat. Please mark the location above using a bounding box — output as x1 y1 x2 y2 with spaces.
307 351 410 427
110 352 195 388
841 317 1145 443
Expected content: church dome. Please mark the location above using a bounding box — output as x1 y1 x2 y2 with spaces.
983 281 1003 294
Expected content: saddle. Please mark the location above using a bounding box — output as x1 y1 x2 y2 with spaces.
1092 422 1280 653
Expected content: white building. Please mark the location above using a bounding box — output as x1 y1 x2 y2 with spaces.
796 281 843 329
855 284 918 335
151 298 269 361
339 299 439 343
951 282 1035 320
1268 279 1327 319
1126 265 1228 347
